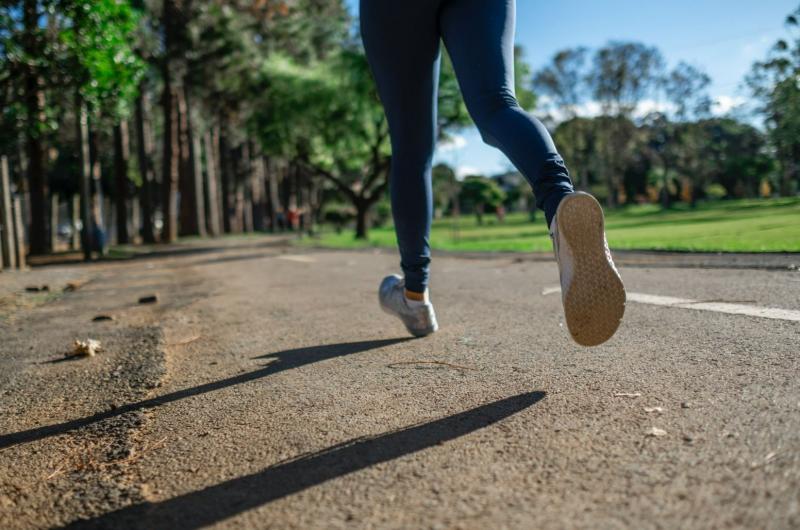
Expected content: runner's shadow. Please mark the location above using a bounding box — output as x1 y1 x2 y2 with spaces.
62 391 546 529
0 338 411 449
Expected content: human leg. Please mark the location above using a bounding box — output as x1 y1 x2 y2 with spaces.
438 0 574 226
360 0 441 294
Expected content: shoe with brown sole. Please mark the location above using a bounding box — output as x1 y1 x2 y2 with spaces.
550 192 626 346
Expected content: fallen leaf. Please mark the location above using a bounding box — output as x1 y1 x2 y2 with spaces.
68 339 102 358
63 280 87 292
646 427 667 437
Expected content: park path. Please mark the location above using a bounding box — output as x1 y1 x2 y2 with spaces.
1 238 799 529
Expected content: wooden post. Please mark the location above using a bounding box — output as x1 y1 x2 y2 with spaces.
0 156 16 269
13 196 26 269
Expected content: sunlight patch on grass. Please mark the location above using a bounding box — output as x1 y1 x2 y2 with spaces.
298 198 800 253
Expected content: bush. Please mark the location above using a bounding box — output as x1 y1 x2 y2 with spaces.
705 183 727 200
322 204 355 233
373 199 392 228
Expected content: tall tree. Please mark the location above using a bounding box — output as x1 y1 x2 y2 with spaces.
22 0 49 255
657 62 712 206
588 41 664 206
747 7 800 196
533 47 589 121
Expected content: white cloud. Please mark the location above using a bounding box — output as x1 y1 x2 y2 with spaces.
437 134 467 153
540 99 674 123
712 95 747 115
455 165 480 179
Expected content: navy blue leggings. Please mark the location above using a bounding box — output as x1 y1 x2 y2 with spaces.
360 0 574 293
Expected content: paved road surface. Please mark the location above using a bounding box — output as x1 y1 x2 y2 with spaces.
1 238 798 529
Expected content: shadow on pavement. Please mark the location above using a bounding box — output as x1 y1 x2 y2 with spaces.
0 338 411 449
27 237 291 268
62 391 546 529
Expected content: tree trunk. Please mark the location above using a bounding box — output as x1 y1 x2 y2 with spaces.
0 156 17 269
661 164 670 209
49 192 59 251
241 141 253 233
203 130 222 236
76 97 93 260
113 121 130 244
219 126 233 233
70 194 80 249
23 0 48 255
191 132 207 237
135 88 157 243
266 157 280 232
89 129 107 253
178 84 204 236
160 0 180 243
161 84 179 243
355 199 370 239
250 150 266 232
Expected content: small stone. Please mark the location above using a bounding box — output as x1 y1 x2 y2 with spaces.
644 406 663 413
681 402 691 409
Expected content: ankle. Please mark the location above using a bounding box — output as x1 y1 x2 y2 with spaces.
404 288 428 305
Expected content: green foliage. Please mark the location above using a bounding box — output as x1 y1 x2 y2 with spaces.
458 176 506 223
59 0 145 118
432 163 459 216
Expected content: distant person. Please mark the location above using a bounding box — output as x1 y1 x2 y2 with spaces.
363 0 625 346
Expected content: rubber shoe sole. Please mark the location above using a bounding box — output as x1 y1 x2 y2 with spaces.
556 193 625 346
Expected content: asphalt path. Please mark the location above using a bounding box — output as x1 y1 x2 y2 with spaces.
1 239 798 529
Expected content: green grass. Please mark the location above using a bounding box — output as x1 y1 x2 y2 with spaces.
299 197 800 253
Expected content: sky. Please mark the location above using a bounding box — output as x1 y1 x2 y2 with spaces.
344 0 798 177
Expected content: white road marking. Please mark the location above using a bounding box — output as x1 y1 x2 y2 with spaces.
542 286 800 322
276 254 316 263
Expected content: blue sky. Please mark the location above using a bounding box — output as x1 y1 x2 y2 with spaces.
345 0 798 176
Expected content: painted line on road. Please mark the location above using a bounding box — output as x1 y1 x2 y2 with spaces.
542 286 800 322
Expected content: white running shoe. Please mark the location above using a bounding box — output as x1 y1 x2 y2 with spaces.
379 274 438 337
550 192 626 346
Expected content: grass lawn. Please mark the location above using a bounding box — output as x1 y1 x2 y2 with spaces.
299 197 800 253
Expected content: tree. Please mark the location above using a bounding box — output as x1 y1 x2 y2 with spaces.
747 7 800 196
650 62 712 207
533 47 589 120
61 0 145 255
458 176 505 225
553 117 599 190
255 50 390 239
432 163 459 217
588 41 664 206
